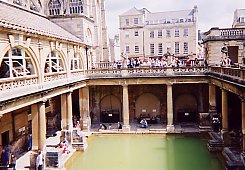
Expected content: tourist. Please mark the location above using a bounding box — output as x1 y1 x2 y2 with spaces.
1 149 9 169
10 153 16 170
108 124 112 130
75 121 80 128
36 150 44 170
140 119 148 128
99 123 107 130
118 122 122 130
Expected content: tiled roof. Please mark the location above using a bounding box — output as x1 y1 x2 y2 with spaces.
0 2 83 44
146 9 194 21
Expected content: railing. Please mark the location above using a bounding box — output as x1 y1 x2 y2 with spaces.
0 75 38 91
44 72 67 82
209 66 245 80
0 66 244 101
203 28 245 42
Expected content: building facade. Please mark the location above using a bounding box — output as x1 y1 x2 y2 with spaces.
119 6 198 60
232 9 245 28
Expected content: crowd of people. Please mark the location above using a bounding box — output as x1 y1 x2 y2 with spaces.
110 56 206 70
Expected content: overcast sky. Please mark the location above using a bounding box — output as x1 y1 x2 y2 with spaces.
105 0 245 38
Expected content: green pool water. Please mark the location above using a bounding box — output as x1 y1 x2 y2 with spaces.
66 135 224 170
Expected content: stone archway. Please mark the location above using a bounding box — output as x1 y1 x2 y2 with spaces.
174 94 198 123
100 95 121 123
135 93 160 122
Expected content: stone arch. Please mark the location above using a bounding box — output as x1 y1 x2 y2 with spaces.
100 95 121 123
71 49 85 71
135 93 160 118
85 28 93 45
0 44 39 79
44 49 67 73
174 94 198 123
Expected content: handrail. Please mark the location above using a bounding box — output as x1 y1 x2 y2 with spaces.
0 66 244 100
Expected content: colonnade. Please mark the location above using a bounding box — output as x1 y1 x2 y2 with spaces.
209 84 245 151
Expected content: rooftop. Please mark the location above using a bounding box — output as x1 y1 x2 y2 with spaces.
0 1 83 44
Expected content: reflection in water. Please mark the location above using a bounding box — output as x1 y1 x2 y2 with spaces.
66 135 224 170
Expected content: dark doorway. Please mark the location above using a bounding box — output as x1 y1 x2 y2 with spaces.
2 131 9 147
228 46 238 64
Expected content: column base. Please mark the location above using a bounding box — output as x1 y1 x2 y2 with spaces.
122 125 130 132
167 125 175 133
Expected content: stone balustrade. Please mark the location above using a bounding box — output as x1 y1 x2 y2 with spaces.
0 66 244 101
203 28 245 41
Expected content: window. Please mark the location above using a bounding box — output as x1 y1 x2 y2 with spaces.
125 31 129 38
184 42 188 54
184 28 188 37
134 18 139 24
0 47 34 78
71 54 83 70
158 43 163 56
69 0 83 14
126 19 129 26
150 44 154 55
45 51 64 73
175 42 179 54
179 18 184 23
166 30 171 37
49 0 61 15
150 31 154 38
134 30 139 36
175 29 179 37
158 30 162 37
135 45 139 53
126 45 130 53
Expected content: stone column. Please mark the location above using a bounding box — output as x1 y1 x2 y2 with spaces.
61 94 68 130
241 98 245 151
38 101 46 151
167 83 174 132
67 92 73 130
31 104 39 150
209 84 216 113
79 88 84 129
122 84 130 131
221 89 228 132
81 86 91 131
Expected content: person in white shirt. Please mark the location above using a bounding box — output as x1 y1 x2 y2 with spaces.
36 150 43 170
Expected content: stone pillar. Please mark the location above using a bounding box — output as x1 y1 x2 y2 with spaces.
209 84 216 113
81 86 91 131
241 98 245 151
67 92 73 130
167 84 174 132
61 94 68 130
221 89 229 143
79 88 84 129
221 89 228 132
38 101 46 151
122 84 130 131
31 104 39 150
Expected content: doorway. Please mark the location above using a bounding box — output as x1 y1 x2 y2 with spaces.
228 46 238 64
1 131 9 147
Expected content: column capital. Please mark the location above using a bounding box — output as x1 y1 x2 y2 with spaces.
240 97 245 102
166 82 173 86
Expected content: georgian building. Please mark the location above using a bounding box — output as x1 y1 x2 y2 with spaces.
232 9 245 28
119 6 198 60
